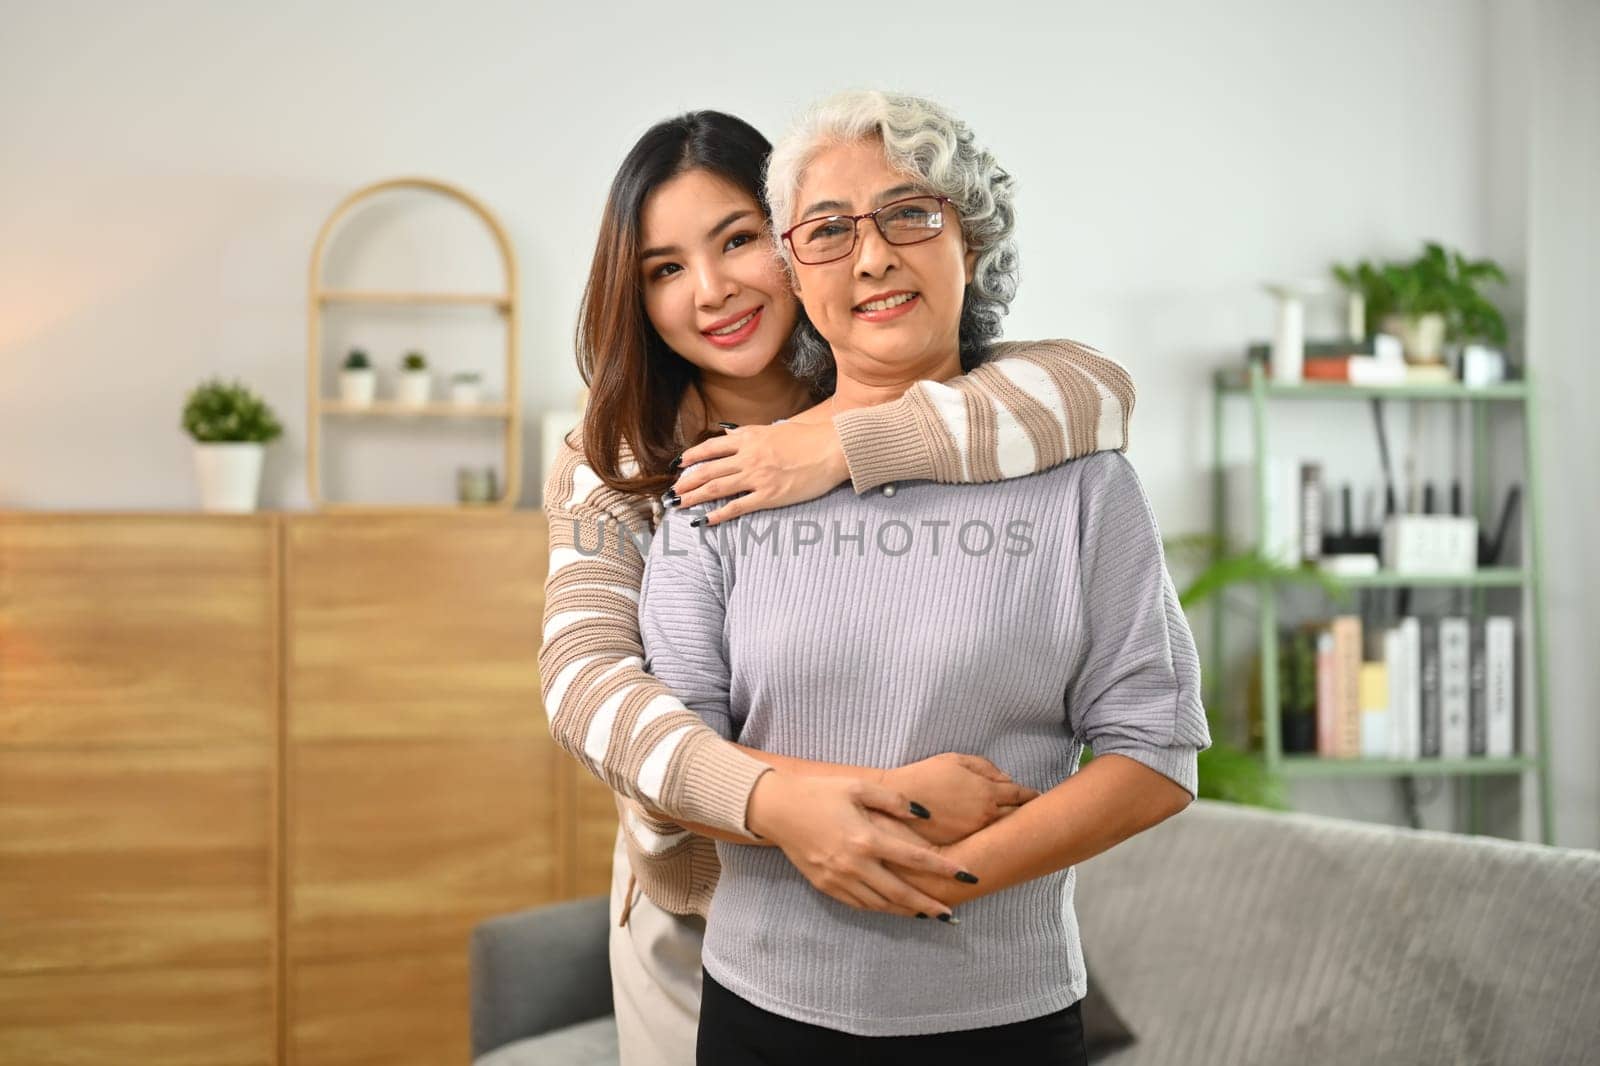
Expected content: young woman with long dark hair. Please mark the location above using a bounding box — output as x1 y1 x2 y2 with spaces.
539 109 1137 1065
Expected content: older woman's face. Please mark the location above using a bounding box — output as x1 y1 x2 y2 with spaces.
788 138 975 377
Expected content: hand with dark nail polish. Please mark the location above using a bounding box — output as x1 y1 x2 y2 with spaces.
908 801 931 819
663 490 680 507
668 454 684 471
690 516 707 528
717 421 738 430
955 870 979 885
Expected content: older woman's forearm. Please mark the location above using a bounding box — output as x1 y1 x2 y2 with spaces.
907 753 1193 909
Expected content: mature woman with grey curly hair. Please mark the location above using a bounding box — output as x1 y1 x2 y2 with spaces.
638 89 1210 1064
765 89 1020 390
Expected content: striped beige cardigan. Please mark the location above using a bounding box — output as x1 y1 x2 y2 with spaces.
538 338 1135 921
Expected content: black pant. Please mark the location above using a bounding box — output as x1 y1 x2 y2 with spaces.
696 968 1088 1066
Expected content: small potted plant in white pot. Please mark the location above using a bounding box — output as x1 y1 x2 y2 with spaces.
449 370 483 406
398 350 431 407
182 377 283 513
339 349 376 406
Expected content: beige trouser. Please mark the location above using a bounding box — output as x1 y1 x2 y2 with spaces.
607 826 705 1066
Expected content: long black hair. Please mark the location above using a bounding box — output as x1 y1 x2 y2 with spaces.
575 111 777 497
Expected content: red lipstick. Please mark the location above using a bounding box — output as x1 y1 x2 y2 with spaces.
702 307 763 348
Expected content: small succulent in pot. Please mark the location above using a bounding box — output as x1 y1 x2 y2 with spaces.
397 349 431 407
339 348 376 405
449 370 484 405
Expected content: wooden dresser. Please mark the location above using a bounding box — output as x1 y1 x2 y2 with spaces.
0 511 618 1065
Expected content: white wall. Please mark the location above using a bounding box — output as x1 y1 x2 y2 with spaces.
1 0 1593 845
1522 0 1600 848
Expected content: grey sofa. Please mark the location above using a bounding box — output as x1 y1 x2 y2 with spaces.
470 800 1600 1065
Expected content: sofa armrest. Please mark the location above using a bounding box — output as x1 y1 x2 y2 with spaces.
469 894 613 1060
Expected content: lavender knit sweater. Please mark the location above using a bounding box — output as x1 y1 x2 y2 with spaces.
638 451 1210 1037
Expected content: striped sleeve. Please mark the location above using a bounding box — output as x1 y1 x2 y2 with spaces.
831 337 1136 493
538 438 771 839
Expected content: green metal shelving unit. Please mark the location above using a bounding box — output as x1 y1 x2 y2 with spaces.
1210 363 1553 843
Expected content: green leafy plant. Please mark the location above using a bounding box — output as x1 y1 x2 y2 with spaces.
182 377 283 444
402 350 428 371
343 348 371 370
1332 240 1508 345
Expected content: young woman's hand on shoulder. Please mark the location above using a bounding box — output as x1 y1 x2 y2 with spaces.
669 418 848 524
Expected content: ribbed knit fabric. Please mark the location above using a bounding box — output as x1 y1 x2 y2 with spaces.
637 451 1209 1037
541 443 762 918
833 338 1133 492
537 338 1140 921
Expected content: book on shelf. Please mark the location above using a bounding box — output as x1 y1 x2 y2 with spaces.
1439 618 1472 759
1470 622 1488 756
1249 339 1376 358
1332 615 1363 758
1315 628 1338 755
1403 363 1456 385
1358 661 1391 758
1288 614 1517 764
1420 618 1442 758
1486 617 1516 758
1243 338 1471 388
1390 617 1422 760
1245 337 1408 385
1309 355 1408 386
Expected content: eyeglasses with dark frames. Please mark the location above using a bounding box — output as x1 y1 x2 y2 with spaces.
781 194 953 266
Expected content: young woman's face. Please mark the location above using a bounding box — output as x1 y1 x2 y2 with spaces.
638 169 797 378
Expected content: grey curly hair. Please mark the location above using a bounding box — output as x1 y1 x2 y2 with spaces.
764 90 1018 389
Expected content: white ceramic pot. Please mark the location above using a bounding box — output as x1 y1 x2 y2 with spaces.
450 380 483 405
193 442 265 513
397 369 431 406
339 369 376 406
1381 312 1447 364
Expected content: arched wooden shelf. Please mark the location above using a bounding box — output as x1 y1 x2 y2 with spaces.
307 176 521 512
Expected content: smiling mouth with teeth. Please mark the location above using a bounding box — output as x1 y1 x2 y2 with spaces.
855 292 918 312
707 310 757 336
